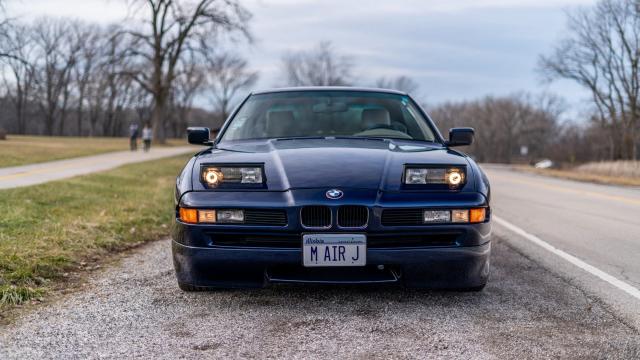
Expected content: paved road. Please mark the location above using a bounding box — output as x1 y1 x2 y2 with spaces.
485 165 640 288
483 165 640 326
0 146 197 189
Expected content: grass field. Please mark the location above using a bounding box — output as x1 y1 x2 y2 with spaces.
517 161 640 187
576 160 640 179
0 135 185 168
0 155 189 308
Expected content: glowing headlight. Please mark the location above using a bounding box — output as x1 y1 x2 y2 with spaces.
448 170 463 186
202 166 264 187
404 167 466 189
204 168 224 187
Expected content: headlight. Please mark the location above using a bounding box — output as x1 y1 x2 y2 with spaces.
216 209 244 223
202 166 264 188
404 167 465 189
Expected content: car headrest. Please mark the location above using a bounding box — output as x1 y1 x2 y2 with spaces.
267 110 296 137
361 108 391 130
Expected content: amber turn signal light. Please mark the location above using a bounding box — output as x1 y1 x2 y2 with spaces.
179 208 198 224
469 208 486 223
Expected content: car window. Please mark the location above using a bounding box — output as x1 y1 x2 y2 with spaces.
220 91 437 142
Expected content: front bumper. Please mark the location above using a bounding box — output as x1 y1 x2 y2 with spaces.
173 239 490 288
172 189 491 288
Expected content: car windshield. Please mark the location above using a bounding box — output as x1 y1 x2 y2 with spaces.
219 90 438 142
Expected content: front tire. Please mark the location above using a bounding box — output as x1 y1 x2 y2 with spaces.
178 282 209 292
456 283 487 292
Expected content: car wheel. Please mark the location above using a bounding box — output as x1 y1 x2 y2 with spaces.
178 282 208 292
458 283 487 292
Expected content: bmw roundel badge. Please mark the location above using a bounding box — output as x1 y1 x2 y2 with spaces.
326 189 344 200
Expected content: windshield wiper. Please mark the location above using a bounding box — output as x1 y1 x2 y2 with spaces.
273 135 438 144
274 136 326 141
332 136 389 142
334 136 443 145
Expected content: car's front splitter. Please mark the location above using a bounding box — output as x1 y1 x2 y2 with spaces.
172 240 490 289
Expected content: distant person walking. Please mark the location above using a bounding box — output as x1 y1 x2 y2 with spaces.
142 124 153 152
129 123 139 151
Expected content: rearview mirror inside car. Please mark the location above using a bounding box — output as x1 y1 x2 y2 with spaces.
312 102 348 113
446 127 474 147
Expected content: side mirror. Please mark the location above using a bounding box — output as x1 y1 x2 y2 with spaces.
446 127 474 147
187 127 211 146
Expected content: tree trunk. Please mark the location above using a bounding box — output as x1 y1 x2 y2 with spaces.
59 101 68 136
622 127 635 160
76 90 84 136
152 93 167 144
632 124 638 160
44 110 55 136
16 105 24 134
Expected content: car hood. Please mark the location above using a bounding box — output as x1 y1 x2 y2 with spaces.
193 138 472 191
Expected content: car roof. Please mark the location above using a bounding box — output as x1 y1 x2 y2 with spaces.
251 86 408 96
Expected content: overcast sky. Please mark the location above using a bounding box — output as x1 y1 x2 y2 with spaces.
8 0 597 112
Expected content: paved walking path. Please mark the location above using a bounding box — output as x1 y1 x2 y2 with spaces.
0 146 197 189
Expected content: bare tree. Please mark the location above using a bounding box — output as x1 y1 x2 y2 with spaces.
169 54 207 137
281 41 353 86
429 93 561 163
31 18 82 135
1 7 238 138
375 75 419 94
131 86 153 130
539 0 640 160
0 0 18 61
205 52 257 121
103 30 139 136
71 23 103 136
122 0 251 143
1 23 36 134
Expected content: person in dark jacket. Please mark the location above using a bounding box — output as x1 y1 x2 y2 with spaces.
129 123 139 151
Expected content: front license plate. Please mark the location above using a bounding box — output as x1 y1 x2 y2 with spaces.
303 234 366 267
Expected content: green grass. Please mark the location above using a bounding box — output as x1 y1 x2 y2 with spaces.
0 155 190 308
0 135 186 168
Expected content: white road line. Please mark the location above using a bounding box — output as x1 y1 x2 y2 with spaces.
494 215 640 301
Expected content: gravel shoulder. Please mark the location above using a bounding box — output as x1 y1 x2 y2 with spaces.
1 235 639 359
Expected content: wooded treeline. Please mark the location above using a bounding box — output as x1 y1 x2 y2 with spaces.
428 95 615 164
0 0 257 141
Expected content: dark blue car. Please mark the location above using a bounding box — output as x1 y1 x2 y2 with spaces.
172 87 491 291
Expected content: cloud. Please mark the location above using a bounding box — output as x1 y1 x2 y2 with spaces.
243 0 594 105
11 0 593 105
249 0 594 14
7 0 129 23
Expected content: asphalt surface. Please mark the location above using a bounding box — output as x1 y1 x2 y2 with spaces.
0 146 197 189
484 165 640 289
483 165 640 328
1 165 639 358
